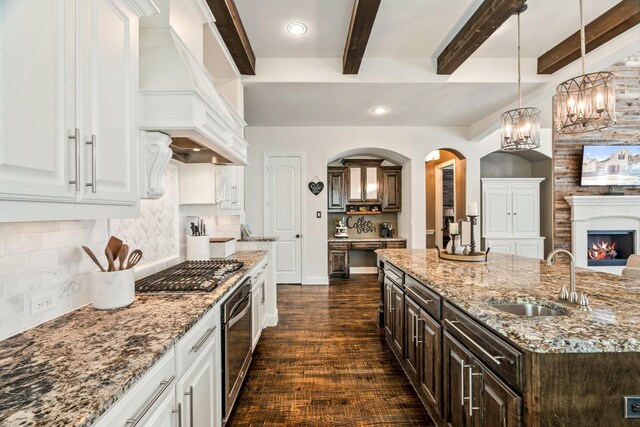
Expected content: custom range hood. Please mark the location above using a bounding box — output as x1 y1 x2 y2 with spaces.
138 2 248 165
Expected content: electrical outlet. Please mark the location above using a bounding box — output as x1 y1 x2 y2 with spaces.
31 294 57 315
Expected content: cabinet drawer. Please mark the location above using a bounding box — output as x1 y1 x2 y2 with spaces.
351 241 384 250
443 302 523 390
175 305 220 377
384 262 404 286
385 240 406 249
328 242 350 250
92 350 176 427
405 275 441 320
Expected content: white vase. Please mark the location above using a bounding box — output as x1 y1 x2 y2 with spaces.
446 235 464 254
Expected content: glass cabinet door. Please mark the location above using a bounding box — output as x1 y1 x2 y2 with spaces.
349 166 363 201
365 167 378 201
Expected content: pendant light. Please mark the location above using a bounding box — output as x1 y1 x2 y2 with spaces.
501 5 541 152
555 0 616 134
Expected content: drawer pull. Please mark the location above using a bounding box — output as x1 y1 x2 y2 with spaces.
125 375 175 426
192 327 216 353
410 292 434 307
172 403 182 427
445 320 505 365
184 385 194 426
467 366 482 416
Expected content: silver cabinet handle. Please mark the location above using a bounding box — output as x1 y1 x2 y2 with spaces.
460 358 466 406
192 326 216 353
184 385 194 427
410 292 434 307
413 313 418 343
68 128 80 191
416 317 423 345
467 366 482 416
86 134 96 193
172 403 182 427
261 281 265 305
445 320 505 365
125 375 175 426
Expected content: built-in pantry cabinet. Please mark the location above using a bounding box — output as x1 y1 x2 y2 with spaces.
0 0 157 222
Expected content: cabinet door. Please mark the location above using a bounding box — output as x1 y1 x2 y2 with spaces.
78 0 138 205
364 166 380 202
484 240 515 255
482 183 512 238
327 167 346 212
347 165 364 202
328 250 349 278
178 341 218 427
515 240 543 259
391 284 404 360
404 296 420 383
251 282 262 350
139 386 179 427
511 184 538 236
381 167 402 212
443 333 474 427
384 279 393 343
419 310 442 418
475 361 522 427
0 0 77 203
220 166 244 211
260 279 266 328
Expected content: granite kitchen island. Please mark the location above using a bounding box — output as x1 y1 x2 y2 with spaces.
376 249 640 426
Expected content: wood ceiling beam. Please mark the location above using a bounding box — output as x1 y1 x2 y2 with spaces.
207 0 256 75
537 0 640 75
343 0 382 74
437 0 527 75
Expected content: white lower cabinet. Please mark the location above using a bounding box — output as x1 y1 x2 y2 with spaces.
176 339 217 427
251 277 263 350
139 386 179 427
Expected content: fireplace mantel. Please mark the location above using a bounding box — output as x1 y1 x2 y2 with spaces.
565 195 640 273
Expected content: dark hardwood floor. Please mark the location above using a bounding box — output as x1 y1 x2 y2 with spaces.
227 274 434 426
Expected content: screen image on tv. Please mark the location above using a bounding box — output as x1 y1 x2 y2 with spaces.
581 145 640 186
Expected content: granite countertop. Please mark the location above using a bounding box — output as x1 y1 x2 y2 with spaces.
237 236 279 242
0 251 266 427
328 236 407 242
376 249 640 354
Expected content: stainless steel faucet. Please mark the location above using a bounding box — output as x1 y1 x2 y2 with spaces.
546 249 591 311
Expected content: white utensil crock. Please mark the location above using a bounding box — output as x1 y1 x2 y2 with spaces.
91 268 135 310
187 235 210 260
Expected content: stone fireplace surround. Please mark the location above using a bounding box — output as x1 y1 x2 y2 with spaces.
565 196 640 274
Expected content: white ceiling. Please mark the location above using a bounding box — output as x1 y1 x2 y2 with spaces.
233 0 636 130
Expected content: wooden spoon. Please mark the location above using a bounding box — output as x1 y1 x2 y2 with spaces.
82 246 106 272
118 244 129 271
105 247 116 272
126 249 143 269
106 236 123 265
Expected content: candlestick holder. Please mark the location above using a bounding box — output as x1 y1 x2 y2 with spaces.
449 232 458 254
467 215 478 255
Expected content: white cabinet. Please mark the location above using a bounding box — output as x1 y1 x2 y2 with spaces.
176 342 217 427
139 386 179 427
251 261 268 350
0 0 151 222
482 178 545 259
180 164 224 205
217 165 244 211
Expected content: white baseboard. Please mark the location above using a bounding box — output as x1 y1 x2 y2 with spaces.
304 276 329 285
263 310 278 327
349 267 378 274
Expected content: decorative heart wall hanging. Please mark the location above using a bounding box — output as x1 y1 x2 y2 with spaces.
308 175 324 195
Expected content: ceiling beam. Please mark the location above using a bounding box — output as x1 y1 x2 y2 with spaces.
537 0 640 74
207 0 256 75
437 0 527 75
343 0 381 74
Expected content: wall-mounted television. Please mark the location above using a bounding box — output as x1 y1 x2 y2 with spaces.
581 145 640 186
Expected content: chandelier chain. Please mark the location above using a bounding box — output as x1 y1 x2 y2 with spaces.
517 9 521 108
579 0 586 75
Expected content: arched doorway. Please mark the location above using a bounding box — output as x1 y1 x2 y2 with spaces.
425 149 466 249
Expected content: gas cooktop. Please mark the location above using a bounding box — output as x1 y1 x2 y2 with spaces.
135 259 244 293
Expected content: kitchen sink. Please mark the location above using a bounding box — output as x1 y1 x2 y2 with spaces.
489 302 566 317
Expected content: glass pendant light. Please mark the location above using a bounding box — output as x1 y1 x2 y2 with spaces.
501 5 541 152
555 0 616 134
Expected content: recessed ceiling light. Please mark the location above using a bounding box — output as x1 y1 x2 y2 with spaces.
372 107 389 115
287 22 307 35
192 148 201 152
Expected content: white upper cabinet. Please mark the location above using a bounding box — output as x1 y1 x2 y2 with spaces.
0 0 157 222
78 0 138 205
218 165 244 211
0 0 77 203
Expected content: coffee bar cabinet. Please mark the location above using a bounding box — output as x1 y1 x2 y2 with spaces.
343 159 382 204
381 167 402 212
327 167 347 212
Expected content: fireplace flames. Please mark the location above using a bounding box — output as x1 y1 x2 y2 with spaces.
588 241 617 260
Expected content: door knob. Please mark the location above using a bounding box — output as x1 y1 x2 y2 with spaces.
296 234 301 238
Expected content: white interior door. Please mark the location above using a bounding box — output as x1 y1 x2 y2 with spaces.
266 156 302 283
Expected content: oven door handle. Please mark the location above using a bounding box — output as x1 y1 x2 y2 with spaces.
227 295 251 328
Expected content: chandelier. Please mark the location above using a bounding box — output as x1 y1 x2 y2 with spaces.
501 5 541 152
555 0 616 134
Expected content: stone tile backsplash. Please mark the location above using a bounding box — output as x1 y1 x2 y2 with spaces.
0 220 108 340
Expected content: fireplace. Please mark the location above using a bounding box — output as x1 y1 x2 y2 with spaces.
587 230 634 266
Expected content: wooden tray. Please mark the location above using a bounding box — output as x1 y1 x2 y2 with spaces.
435 246 490 263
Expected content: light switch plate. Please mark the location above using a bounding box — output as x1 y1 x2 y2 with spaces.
316 211 321 218
624 396 640 418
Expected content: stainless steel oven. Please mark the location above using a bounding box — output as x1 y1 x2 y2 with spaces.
221 278 252 424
